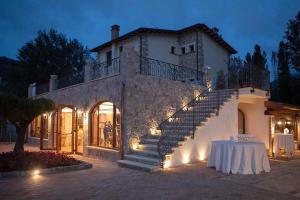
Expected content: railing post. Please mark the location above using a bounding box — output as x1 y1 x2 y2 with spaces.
49 75 57 92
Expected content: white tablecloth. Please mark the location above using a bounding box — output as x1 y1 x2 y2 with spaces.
207 140 271 175
273 134 294 157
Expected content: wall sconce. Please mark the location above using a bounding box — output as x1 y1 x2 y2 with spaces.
277 121 282 125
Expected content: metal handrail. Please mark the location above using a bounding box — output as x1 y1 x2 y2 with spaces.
157 88 237 168
91 57 120 80
57 70 84 89
36 82 49 95
140 57 205 84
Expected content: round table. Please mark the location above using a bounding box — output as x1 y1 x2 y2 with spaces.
207 140 271 175
273 134 294 158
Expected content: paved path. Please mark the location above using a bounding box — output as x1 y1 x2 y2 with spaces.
1 143 300 200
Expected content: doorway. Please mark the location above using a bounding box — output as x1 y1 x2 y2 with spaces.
41 105 83 154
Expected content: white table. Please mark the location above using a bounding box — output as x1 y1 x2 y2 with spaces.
273 134 294 158
208 140 271 175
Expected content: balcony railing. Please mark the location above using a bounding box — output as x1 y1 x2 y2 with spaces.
228 65 270 90
36 82 49 95
91 57 120 80
57 70 84 89
140 57 205 84
212 65 270 91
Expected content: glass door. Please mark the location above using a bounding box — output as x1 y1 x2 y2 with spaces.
75 111 84 154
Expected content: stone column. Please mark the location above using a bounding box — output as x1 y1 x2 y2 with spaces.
84 60 92 82
49 75 57 92
31 82 36 97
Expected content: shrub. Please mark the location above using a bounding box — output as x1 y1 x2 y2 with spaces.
0 151 81 172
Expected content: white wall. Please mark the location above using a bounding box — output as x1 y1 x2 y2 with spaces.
166 95 238 168
202 33 230 79
238 98 270 149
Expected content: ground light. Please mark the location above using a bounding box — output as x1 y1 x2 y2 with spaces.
32 169 40 176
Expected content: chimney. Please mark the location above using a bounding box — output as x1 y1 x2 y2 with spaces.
111 24 120 40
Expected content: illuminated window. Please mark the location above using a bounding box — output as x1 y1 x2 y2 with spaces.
30 115 48 138
91 102 121 149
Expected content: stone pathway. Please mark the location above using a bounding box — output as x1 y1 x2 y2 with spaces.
1 143 300 200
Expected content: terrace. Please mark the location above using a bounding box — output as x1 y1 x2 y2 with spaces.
33 56 269 96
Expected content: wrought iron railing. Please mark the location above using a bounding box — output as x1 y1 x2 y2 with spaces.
157 88 237 167
140 57 205 84
57 70 84 89
225 65 270 91
91 57 120 80
36 82 49 95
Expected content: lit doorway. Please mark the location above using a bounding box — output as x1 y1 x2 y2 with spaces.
40 105 83 154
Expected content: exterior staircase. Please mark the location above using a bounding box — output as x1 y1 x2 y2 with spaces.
118 89 237 172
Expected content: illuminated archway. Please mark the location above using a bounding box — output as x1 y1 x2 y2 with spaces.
90 102 121 149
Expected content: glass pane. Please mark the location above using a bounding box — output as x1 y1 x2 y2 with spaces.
91 102 120 149
60 107 73 153
76 113 84 154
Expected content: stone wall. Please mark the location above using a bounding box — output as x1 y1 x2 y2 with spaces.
178 30 205 82
31 47 204 159
33 74 123 160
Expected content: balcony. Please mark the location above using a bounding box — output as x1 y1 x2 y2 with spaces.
90 57 120 80
140 57 205 84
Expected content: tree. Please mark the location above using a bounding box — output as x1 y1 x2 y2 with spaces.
216 70 226 89
17 29 89 87
0 94 55 153
252 44 267 69
285 11 300 72
244 52 252 65
277 41 291 103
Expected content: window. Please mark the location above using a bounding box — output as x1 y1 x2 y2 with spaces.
119 46 123 52
106 51 112 66
30 114 48 138
189 44 195 52
171 46 176 54
91 102 121 149
181 47 186 54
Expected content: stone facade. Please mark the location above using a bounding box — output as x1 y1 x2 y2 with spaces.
30 47 202 160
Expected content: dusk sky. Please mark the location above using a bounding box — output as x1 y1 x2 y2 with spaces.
0 0 299 70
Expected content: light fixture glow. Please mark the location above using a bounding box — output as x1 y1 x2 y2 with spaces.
32 169 40 175
182 154 190 164
150 127 157 135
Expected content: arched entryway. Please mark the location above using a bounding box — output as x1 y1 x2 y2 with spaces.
90 102 121 150
39 105 84 154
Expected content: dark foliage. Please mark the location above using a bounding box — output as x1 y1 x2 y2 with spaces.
0 94 55 153
17 29 89 93
285 11 300 72
277 42 291 103
0 151 80 172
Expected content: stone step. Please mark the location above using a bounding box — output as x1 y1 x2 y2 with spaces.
138 144 157 151
143 138 159 144
144 134 160 139
124 154 160 165
118 160 160 172
132 149 160 158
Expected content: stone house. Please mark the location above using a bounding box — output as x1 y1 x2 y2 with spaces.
28 24 273 171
